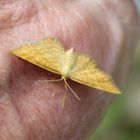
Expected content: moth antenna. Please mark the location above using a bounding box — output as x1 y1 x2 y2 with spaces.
64 79 81 101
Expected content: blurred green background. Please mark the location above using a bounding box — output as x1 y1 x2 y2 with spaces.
88 42 140 140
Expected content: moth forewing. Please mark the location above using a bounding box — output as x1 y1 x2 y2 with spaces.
60 48 77 78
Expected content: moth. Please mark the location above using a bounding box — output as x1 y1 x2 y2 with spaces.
11 37 121 100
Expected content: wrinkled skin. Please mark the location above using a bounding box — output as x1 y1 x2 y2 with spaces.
0 0 139 140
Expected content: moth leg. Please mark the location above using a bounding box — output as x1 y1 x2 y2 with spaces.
51 87 56 97
61 91 67 109
35 78 63 85
64 82 68 91
60 83 69 108
64 79 81 101
41 78 63 82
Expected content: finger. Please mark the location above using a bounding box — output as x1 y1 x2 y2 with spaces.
0 0 139 140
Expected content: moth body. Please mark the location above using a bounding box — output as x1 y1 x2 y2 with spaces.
61 48 76 79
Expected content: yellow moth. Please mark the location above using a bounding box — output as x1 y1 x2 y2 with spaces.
11 37 121 100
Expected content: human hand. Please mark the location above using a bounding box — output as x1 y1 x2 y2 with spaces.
0 0 139 140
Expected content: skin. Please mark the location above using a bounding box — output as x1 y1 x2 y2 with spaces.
0 0 139 140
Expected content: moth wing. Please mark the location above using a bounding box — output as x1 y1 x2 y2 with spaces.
70 53 121 94
11 37 64 74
